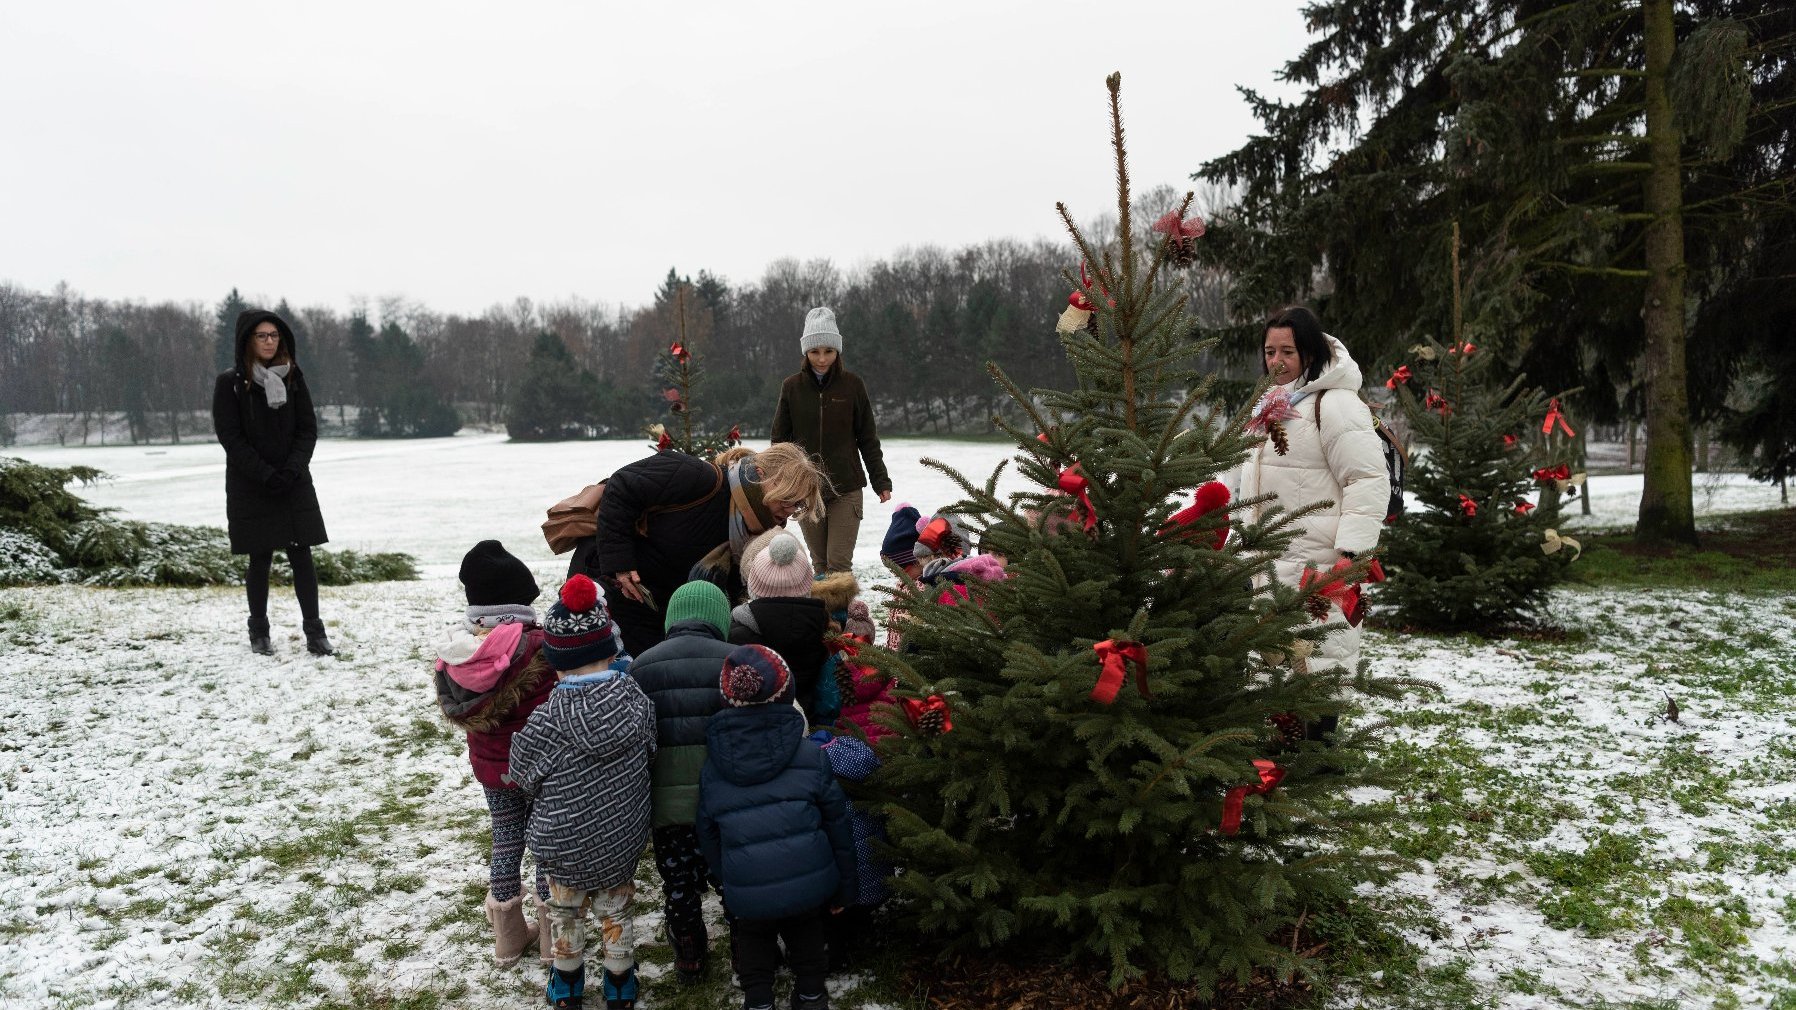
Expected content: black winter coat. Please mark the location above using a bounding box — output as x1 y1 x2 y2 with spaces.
211 312 327 555
627 619 735 827
729 596 830 722
696 703 856 921
770 362 890 497
589 451 730 612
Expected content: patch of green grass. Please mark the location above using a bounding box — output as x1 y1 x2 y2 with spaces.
1525 831 1653 935
1574 510 1796 594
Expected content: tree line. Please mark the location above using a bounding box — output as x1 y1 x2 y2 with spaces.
0 198 1239 445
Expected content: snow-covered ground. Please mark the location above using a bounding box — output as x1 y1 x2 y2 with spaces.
3 436 1794 1009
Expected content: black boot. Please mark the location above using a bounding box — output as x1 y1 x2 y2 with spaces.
670 930 707 984
248 616 273 656
302 619 335 656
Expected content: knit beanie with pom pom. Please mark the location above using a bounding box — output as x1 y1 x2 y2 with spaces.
746 531 814 599
541 574 629 671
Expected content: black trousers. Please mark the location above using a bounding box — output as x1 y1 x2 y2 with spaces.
246 546 319 624
733 907 827 1008
652 825 718 951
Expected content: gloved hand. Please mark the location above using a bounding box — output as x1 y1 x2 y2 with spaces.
277 466 303 487
265 470 292 493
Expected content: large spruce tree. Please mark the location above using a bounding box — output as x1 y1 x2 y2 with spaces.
1196 0 1790 546
872 74 1399 991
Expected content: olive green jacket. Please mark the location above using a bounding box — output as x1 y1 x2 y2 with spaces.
770 364 891 497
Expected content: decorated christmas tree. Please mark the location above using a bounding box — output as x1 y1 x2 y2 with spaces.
869 74 1400 991
647 287 742 458
1381 230 1582 630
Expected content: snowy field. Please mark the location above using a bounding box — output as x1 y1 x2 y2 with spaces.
3 435 1795 1009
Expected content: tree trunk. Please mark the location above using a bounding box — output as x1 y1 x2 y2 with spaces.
1636 0 1699 546
1628 422 1638 469
1695 424 1709 473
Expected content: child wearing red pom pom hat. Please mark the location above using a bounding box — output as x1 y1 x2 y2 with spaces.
509 574 655 1009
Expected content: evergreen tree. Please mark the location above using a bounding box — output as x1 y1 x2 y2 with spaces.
647 290 741 457
350 318 459 438
1380 330 1579 631
506 331 603 441
872 74 1398 990
213 288 249 373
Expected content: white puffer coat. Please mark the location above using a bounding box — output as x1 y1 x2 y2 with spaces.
1232 333 1389 672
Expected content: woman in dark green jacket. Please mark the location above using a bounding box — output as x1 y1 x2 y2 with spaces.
770 306 892 574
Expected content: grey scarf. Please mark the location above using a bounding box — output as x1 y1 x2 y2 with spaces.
251 363 290 408
464 603 539 631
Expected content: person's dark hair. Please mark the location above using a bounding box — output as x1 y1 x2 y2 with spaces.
234 309 302 384
1263 305 1332 383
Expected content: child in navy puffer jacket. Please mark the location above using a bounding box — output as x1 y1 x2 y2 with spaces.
433 540 555 968
697 645 856 1010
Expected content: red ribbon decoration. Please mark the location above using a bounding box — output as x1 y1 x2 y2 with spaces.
669 341 690 362
727 424 742 444
1503 434 1518 449
1057 465 1098 532
1384 365 1412 389
1532 464 1571 484
901 695 952 734
1221 759 1285 836
1458 494 1478 517
1541 398 1575 438
1365 557 1386 583
1160 481 1231 549
1515 501 1536 516
656 431 673 451
1090 639 1150 704
662 387 683 403
916 516 952 553
1425 390 1452 416
1300 558 1364 626
1449 342 1476 356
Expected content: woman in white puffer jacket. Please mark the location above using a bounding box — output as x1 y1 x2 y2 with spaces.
1233 306 1390 675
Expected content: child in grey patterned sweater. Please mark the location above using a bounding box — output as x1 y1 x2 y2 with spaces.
509 574 656 1010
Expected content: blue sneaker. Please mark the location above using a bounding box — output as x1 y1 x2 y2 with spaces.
601 966 638 1009
546 964 584 1009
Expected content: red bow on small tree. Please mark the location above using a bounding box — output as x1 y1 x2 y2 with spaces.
1425 390 1452 416
1458 494 1479 517
1515 501 1536 516
1221 759 1285 836
1541 398 1575 437
1532 464 1571 484
902 695 952 736
1058 465 1098 532
656 430 673 451
1384 365 1412 389
1300 558 1365 625
1090 639 1150 704
1160 481 1231 549
669 341 690 363
726 424 742 445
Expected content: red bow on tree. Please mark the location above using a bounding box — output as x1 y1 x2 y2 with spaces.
1300 558 1365 625
1221 759 1285 836
1425 390 1452 416
1090 639 1150 704
1384 365 1412 389
1503 434 1518 449
1449 342 1476 355
1058 465 1098 532
669 341 690 363
1541 398 1575 437
726 424 742 444
1160 481 1231 549
656 430 673 451
662 387 683 403
1532 464 1571 484
1151 210 1206 239
1515 501 1536 516
901 695 952 735
1458 494 1478 517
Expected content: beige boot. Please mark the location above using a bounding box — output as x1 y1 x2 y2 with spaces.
484 893 538 967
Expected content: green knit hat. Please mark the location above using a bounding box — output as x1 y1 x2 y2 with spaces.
664 580 730 636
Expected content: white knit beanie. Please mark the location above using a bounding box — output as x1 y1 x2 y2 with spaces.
747 532 815 599
801 306 843 354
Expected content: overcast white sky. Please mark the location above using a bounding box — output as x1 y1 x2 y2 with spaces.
0 2 1311 316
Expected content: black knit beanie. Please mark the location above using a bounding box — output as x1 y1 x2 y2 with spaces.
458 540 540 607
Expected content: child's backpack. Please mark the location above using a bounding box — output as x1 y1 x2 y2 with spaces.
1313 390 1408 523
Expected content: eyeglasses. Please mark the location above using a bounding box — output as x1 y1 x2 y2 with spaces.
774 500 807 517
253 331 281 341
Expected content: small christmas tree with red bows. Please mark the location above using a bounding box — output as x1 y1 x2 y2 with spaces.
647 288 741 459
868 73 1404 993
1381 230 1580 629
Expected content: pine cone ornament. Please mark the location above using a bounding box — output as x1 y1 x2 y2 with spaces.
1269 420 1290 456
833 658 857 705
1159 236 1199 268
916 706 947 737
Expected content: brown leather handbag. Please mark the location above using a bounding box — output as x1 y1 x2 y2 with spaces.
541 463 725 555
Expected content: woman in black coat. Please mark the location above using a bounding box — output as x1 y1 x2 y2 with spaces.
211 309 333 656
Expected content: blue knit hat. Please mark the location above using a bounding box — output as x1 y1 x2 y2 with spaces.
542 575 628 671
881 504 921 567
